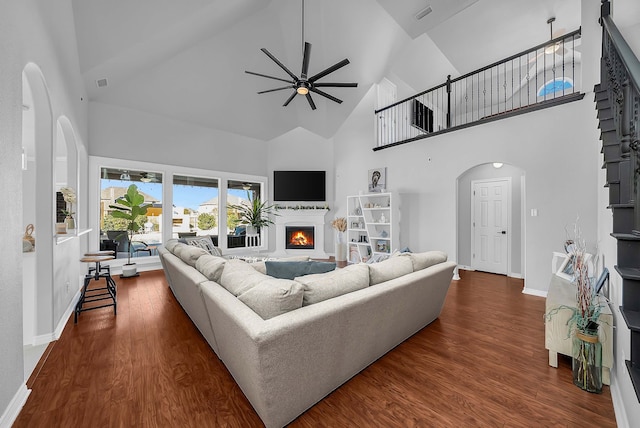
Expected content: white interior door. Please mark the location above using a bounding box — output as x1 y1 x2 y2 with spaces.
472 179 510 274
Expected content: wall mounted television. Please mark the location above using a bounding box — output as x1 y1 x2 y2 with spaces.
273 170 326 202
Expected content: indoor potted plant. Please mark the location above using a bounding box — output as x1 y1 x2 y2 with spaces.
227 192 278 239
109 184 150 277
60 186 76 230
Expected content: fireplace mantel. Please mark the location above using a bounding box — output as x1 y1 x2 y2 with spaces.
272 209 329 259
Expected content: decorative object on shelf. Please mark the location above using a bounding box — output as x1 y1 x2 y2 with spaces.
109 184 150 277
379 213 386 223
56 223 67 235
368 167 386 193
60 186 76 230
23 224 35 252
331 217 347 265
355 206 362 215
380 230 388 238
376 241 387 253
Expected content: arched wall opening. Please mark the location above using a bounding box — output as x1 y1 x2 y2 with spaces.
456 162 526 278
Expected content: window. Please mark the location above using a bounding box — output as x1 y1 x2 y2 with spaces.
100 167 163 258
227 180 262 249
172 175 219 242
537 77 574 97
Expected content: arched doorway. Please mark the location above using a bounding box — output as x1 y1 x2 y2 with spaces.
456 163 526 278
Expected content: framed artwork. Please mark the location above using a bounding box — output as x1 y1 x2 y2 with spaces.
595 267 610 298
368 167 386 193
556 254 576 281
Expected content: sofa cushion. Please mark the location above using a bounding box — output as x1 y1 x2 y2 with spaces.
368 256 414 285
237 280 304 320
173 243 208 267
252 255 311 274
295 263 370 306
266 260 336 280
195 254 227 283
219 259 270 296
409 251 448 271
164 239 181 253
186 236 222 257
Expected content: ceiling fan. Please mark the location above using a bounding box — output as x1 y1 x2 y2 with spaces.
245 0 358 110
528 17 573 64
140 172 159 183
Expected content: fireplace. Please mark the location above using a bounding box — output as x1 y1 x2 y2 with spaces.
286 226 315 250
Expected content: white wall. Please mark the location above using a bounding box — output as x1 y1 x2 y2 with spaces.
89 102 268 176
333 84 599 294
1 0 88 423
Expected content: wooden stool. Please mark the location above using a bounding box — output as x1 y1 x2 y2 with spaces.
75 255 117 323
85 250 115 274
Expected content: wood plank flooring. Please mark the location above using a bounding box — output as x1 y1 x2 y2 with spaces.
14 269 617 427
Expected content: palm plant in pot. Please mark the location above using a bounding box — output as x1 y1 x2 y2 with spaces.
109 184 150 277
227 192 278 242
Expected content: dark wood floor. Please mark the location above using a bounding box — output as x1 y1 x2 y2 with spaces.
15 269 617 427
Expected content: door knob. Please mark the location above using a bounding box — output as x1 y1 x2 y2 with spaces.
501 231 507 234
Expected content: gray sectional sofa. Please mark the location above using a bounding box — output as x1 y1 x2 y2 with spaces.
158 240 456 428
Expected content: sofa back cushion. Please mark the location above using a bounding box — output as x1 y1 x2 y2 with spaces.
295 263 370 306
265 260 336 280
368 256 414 285
164 238 181 253
173 244 208 267
196 254 227 283
219 259 267 296
237 280 304 320
409 251 448 271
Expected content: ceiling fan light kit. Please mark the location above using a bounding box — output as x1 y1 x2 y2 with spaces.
245 0 357 110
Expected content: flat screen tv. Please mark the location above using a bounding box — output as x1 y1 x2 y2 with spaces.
273 170 326 202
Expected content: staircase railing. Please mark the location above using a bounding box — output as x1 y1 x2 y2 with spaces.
600 3 640 233
374 29 583 150
598 0 640 402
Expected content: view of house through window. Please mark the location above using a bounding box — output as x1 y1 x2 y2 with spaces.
227 180 262 249
172 175 219 241
100 167 163 258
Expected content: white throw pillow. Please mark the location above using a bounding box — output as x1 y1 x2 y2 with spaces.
369 256 414 285
237 280 304 320
185 236 222 257
295 263 370 306
196 254 226 283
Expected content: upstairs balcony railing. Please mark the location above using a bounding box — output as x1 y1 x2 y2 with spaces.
374 28 583 150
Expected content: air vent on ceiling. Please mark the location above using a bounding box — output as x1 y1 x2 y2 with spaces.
96 78 108 88
415 6 433 20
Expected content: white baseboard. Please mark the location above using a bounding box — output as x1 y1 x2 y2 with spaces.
509 272 523 279
33 332 56 347
0 383 30 428
33 287 81 346
610 376 630 428
522 287 547 298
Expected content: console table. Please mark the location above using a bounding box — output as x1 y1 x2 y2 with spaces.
544 274 613 384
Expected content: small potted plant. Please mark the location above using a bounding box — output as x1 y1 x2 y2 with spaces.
60 187 76 230
109 184 150 277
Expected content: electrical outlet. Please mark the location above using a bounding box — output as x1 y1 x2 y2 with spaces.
65 281 70 293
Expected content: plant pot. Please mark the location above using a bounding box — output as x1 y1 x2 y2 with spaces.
121 263 138 278
572 328 603 393
65 216 75 230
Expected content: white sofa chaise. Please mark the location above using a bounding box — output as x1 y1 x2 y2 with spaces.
159 241 455 428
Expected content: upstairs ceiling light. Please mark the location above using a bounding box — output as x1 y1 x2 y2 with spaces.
244 0 358 110
544 17 560 54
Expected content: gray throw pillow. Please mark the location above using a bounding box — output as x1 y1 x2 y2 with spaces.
185 236 222 257
266 261 336 280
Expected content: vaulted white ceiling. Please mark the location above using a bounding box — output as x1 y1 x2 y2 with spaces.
71 0 581 141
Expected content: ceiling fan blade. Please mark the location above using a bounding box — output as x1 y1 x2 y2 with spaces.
261 48 299 81
245 70 294 84
306 93 317 110
313 82 358 88
283 91 297 107
310 87 342 104
308 59 350 83
301 42 311 79
257 85 294 94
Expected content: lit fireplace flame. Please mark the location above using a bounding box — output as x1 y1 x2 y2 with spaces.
290 231 313 246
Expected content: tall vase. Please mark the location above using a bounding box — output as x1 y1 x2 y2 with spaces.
572 328 603 393
335 231 347 267
65 215 75 230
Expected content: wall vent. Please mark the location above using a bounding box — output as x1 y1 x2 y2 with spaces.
96 78 108 88
415 6 433 20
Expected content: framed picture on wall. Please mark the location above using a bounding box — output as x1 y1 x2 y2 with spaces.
368 167 386 193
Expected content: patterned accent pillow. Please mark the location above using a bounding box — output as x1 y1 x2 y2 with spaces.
186 236 222 257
